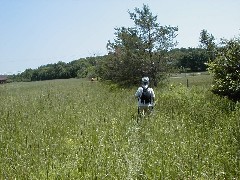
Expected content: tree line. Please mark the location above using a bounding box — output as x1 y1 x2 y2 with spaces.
9 47 209 83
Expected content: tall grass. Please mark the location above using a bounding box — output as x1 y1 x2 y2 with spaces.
0 79 239 179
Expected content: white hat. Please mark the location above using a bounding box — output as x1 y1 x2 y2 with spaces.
142 77 149 83
142 77 149 88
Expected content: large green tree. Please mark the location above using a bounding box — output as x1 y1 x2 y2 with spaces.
102 4 178 86
200 29 240 101
208 37 240 101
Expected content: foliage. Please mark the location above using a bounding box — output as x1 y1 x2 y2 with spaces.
102 4 178 86
208 37 240 101
199 29 217 61
0 79 239 179
10 57 99 82
169 48 209 72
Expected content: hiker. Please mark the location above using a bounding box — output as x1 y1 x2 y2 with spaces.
135 77 155 115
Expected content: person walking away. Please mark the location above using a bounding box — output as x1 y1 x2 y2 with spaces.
135 77 155 116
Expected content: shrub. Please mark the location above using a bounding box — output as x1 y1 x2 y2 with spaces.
208 37 240 101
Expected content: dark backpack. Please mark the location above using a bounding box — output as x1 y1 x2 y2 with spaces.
140 87 152 104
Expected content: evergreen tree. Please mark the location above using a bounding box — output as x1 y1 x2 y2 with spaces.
102 4 178 86
199 29 216 61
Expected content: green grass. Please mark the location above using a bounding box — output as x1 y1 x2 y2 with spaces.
0 78 239 179
169 72 213 87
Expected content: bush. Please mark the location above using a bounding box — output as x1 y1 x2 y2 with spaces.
208 38 240 101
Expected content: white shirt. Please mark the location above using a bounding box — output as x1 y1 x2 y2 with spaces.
135 86 155 107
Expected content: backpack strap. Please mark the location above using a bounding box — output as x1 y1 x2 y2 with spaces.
142 86 149 91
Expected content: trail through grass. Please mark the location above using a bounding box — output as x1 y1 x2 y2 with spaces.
0 79 239 179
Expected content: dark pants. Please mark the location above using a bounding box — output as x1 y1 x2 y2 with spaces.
138 106 153 116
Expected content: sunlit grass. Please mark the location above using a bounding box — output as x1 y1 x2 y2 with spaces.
169 72 213 88
0 78 239 179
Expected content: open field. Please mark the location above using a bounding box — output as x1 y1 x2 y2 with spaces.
169 72 213 88
0 78 239 179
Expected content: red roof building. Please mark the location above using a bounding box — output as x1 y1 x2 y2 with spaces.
0 75 8 84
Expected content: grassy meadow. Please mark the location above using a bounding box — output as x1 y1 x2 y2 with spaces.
0 75 239 179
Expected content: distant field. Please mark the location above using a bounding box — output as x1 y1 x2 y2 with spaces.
169 72 213 88
0 78 239 179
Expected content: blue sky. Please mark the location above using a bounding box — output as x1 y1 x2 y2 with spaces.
0 0 239 74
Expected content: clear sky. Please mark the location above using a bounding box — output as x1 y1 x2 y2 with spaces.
0 0 239 74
